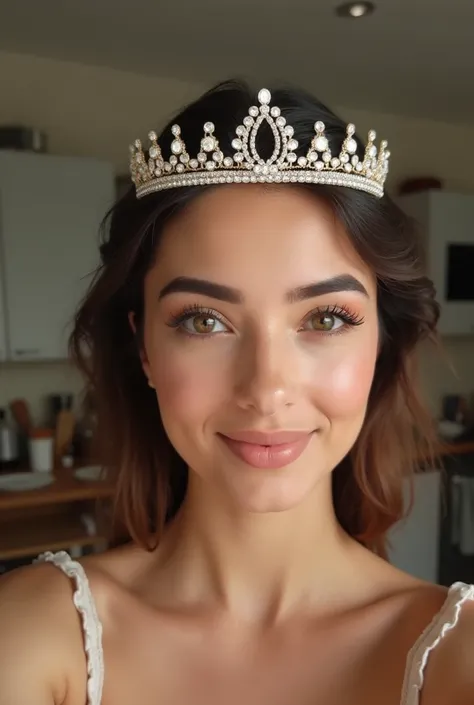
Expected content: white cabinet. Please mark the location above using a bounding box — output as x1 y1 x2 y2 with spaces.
0 151 114 360
399 191 474 336
0 243 7 361
388 470 442 583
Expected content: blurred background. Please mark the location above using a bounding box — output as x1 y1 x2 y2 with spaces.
0 0 473 584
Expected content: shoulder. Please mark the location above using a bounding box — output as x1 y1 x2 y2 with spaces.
418 583 474 705
0 559 89 704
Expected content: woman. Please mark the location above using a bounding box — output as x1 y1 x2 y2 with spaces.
1 81 473 705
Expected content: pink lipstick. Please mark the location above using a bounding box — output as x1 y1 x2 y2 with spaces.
219 430 313 469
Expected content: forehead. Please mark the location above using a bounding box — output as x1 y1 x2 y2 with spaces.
153 185 374 292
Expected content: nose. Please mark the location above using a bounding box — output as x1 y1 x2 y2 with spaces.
234 331 296 417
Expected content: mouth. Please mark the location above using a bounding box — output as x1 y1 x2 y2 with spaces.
218 430 315 470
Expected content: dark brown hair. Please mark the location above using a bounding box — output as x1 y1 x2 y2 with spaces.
71 80 439 556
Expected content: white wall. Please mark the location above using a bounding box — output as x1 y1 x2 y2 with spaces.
0 50 199 173
1 50 473 423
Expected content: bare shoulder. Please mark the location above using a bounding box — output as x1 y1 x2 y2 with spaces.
80 541 157 591
416 583 474 705
0 560 88 705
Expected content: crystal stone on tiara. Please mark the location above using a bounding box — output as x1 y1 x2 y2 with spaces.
130 88 390 199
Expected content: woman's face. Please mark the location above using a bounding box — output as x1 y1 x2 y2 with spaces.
141 185 379 513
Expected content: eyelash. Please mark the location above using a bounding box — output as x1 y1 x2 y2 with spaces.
166 303 364 338
301 304 365 333
167 304 228 338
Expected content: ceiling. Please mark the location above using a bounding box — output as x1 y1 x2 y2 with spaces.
0 0 472 123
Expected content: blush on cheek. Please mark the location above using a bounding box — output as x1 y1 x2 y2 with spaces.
317 353 376 417
153 354 227 423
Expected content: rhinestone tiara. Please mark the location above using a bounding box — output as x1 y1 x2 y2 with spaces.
130 88 390 199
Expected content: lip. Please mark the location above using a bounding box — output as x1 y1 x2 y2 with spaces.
222 430 311 446
218 430 314 470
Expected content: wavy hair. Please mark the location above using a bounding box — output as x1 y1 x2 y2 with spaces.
71 80 439 556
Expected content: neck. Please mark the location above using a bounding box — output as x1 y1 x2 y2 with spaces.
154 472 359 624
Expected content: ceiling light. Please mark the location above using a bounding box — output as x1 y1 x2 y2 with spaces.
335 2 376 18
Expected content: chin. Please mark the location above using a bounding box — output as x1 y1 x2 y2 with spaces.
224 471 321 515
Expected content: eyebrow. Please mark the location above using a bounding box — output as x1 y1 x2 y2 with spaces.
287 274 368 302
158 274 368 304
159 277 243 303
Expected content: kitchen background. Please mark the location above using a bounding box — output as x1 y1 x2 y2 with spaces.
0 0 473 582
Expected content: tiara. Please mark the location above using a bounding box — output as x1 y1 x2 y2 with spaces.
130 88 390 199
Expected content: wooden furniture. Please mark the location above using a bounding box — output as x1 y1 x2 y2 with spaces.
0 468 115 561
436 441 474 459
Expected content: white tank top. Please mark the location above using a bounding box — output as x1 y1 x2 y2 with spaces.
36 550 474 705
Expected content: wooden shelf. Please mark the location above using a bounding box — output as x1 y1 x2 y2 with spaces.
0 467 115 511
0 511 109 560
439 442 474 456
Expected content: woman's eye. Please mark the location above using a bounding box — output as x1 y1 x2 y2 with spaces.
303 312 344 332
182 313 228 335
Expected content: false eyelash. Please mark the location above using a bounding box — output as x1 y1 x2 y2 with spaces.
313 304 365 327
166 304 226 329
166 303 365 337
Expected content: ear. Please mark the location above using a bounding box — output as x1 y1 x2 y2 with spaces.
128 311 154 389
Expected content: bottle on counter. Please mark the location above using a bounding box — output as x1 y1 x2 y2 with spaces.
0 407 19 471
28 427 54 473
48 393 73 428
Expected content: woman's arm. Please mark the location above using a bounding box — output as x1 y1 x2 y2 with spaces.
418 599 474 705
0 563 86 705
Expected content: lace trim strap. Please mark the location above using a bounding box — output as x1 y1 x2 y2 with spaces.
400 582 474 705
34 550 104 705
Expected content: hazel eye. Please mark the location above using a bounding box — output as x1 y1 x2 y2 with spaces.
182 313 228 335
304 312 344 332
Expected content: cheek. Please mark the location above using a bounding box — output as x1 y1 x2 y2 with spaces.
151 340 231 425
313 343 377 418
